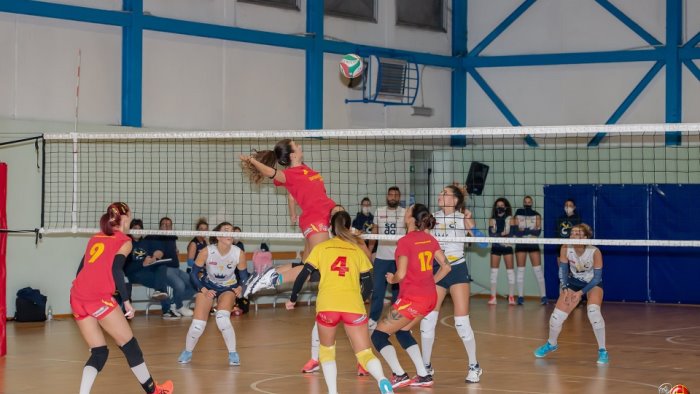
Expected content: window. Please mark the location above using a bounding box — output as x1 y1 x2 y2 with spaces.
396 0 445 32
325 0 377 23
238 0 299 11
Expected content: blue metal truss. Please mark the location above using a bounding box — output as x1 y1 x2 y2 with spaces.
0 0 698 140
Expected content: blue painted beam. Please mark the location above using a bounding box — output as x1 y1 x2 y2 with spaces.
665 0 682 146
680 46 700 60
451 0 467 147
470 0 536 57
594 0 662 47
0 0 128 26
121 0 143 127
469 48 664 68
305 0 323 130
685 31 700 49
323 40 456 68
684 59 700 82
588 61 663 147
143 15 309 50
467 67 537 147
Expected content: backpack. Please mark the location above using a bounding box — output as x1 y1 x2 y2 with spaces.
252 250 273 274
15 287 47 322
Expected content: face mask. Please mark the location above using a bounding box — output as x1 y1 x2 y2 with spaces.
524 204 532 209
565 207 574 215
496 207 505 215
362 206 371 215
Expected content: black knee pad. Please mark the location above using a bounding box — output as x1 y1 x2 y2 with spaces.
86 345 109 372
396 330 417 349
119 337 144 368
371 330 391 351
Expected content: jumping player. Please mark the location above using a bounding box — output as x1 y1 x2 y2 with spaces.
178 222 248 366
71 202 173 394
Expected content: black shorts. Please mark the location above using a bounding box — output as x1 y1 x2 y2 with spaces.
491 244 513 256
434 262 471 289
515 243 540 252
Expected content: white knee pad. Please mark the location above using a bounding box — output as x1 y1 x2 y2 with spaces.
189 319 207 337
506 269 515 285
454 315 474 342
215 310 233 331
420 311 439 339
549 308 568 330
490 268 498 284
587 305 605 330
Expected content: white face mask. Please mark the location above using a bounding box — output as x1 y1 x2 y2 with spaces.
565 207 574 215
362 206 371 215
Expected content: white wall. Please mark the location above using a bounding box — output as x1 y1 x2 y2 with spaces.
2 0 700 315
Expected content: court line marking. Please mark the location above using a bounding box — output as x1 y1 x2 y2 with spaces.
633 325 700 335
666 335 700 347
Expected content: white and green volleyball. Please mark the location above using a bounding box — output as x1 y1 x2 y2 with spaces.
339 54 364 79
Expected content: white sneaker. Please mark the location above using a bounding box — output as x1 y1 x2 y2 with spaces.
177 306 194 317
246 267 279 297
170 305 182 317
150 291 169 301
466 363 482 383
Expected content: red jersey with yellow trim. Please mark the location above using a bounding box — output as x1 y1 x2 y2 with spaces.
71 230 131 300
395 230 441 300
273 164 335 219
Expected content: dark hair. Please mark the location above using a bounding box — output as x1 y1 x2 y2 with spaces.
331 211 364 247
491 197 512 218
565 198 576 206
443 184 466 212
233 226 242 232
210 221 234 245
361 197 371 205
523 195 533 204
159 217 172 227
130 218 144 229
195 217 208 230
242 139 294 184
388 186 401 194
100 202 130 235
411 203 436 231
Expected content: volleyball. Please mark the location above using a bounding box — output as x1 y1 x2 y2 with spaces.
339 54 364 79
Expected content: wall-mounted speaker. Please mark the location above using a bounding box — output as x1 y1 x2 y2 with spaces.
466 161 489 196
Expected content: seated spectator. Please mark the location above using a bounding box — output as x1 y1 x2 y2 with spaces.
186 217 209 272
155 216 196 317
125 219 178 319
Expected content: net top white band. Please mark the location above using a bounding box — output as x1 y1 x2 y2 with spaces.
38 228 700 248
42 122 700 140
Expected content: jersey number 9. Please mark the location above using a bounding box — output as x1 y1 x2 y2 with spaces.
88 242 105 264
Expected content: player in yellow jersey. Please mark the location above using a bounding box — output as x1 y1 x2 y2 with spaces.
286 210 394 394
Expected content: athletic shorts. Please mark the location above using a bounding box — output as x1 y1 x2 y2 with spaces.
435 262 471 289
490 244 513 256
565 277 603 293
515 243 540 252
70 295 119 321
392 295 436 320
316 311 368 327
202 281 238 298
300 214 330 239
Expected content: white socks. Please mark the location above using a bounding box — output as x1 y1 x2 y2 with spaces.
311 322 320 360
548 308 569 346
516 267 526 297
455 315 477 364
419 311 439 365
587 304 606 349
185 319 207 352
215 310 236 352
532 265 546 297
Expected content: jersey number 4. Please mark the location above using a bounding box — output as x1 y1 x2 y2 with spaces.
88 242 105 264
418 251 433 272
331 256 349 277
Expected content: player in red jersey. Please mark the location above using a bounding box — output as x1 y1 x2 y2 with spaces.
70 202 173 394
370 204 451 389
241 139 336 296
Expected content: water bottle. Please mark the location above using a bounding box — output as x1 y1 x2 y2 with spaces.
47 305 53 321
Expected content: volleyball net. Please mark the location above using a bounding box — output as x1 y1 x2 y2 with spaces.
39 123 700 248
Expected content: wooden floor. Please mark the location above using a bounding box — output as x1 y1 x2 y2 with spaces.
2 299 699 393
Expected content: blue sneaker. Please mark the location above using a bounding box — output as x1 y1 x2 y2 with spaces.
229 351 240 366
540 296 548 305
597 349 609 365
534 342 558 358
178 350 192 364
517 296 525 305
378 378 394 393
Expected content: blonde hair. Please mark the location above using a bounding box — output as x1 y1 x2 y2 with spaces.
571 223 593 238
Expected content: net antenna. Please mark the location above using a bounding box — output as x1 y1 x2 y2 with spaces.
345 54 419 106
71 49 82 233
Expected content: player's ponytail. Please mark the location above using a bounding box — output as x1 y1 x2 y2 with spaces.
445 184 466 212
100 202 130 235
242 139 294 184
331 211 364 247
412 203 436 231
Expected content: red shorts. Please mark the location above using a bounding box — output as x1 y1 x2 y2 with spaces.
316 311 368 327
392 295 436 320
70 295 119 321
300 213 331 239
